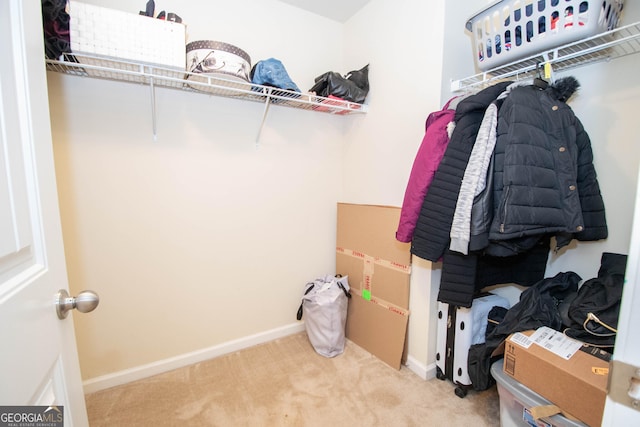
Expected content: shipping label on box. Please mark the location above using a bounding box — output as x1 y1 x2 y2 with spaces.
336 203 411 370
504 328 610 427
510 327 583 360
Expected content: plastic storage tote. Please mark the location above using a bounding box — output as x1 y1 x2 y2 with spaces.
467 0 625 71
490 359 587 427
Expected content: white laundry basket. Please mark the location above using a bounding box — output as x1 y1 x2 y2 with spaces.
467 0 625 71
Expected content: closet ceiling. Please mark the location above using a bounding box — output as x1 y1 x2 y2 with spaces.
276 0 372 22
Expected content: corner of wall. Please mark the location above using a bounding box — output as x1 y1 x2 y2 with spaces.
407 255 440 374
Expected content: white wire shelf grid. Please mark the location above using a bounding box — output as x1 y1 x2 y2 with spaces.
451 20 640 93
45 53 367 116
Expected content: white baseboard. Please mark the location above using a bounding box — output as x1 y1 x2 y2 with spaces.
404 356 437 381
83 322 306 394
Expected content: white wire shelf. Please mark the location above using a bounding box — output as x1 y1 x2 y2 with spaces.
46 53 367 142
46 53 367 115
451 20 640 92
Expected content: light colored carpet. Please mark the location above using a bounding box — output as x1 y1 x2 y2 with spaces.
85 333 500 426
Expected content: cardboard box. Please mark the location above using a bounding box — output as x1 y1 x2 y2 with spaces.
336 203 411 369
503 327 611 427
491 359 586 427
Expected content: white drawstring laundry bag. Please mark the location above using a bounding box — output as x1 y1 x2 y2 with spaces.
296 275 351 357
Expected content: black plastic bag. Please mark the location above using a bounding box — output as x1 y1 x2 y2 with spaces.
309 64 369 103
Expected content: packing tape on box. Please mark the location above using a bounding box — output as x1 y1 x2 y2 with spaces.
336 247 411 274
529 405 581 423
349 287 409 317
336 246 410 308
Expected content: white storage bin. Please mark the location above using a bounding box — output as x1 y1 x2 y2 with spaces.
467 0 624 71
68 1 186 70
490 359 587 427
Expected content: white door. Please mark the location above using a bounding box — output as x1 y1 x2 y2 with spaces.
0 1 89 426
602 173 640 425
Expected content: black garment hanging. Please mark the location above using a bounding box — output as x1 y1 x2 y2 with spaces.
411 81 512 262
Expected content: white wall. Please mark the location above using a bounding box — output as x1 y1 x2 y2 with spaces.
52 0 636 388
50 0 349 382
49 0 447 385
341 0 446 377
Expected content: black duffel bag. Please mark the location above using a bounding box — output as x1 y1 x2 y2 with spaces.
563 252 627 349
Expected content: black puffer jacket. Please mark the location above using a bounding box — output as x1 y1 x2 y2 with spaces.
411 81 512 262
488 77 608 253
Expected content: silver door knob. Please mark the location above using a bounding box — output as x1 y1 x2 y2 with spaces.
56 289 100 319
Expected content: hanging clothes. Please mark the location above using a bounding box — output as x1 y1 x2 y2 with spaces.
486 76 608 255
410 81 512 262
408 77 608 308
449 100 499 255
396 97 457 243
438 236 550 308
449 81 529 255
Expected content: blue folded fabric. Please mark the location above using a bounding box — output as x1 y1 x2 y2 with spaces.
251 58 300 92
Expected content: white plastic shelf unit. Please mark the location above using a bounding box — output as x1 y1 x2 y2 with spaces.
45 53 367 141
451 21 640 93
